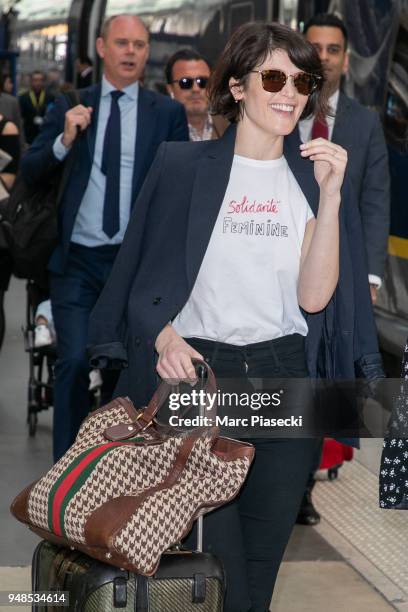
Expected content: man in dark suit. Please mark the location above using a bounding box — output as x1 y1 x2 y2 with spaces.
76 56 94 89
301 13 390 303
19 71 54 144
296 13 390 525
21 14 189 461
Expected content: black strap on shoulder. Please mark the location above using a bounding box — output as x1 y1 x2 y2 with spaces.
56 89 81 206
0 117 8 134
64 89 81 108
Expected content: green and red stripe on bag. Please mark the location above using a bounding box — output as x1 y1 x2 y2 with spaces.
11 362 254 576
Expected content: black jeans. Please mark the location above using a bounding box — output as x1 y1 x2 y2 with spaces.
184 334 319 612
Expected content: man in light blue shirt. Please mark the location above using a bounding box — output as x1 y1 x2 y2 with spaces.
54 76 139 246
21 13 189 461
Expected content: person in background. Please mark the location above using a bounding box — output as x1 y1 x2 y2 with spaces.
0 73 24 148
380 338 408 510
76 56 94 89
46 68 62 101
0 115 20 350
302 13 390 302
3 75 14 96
33 299 102 390
296 12 390 526
165 48 228 140
33 299 56 348
21 13 189 462
19 71 54 144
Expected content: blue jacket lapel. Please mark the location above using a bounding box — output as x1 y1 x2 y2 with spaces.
284 131 319 216
332 93 351 147
80 83 102 160
131 87 157 203
186 124 236 286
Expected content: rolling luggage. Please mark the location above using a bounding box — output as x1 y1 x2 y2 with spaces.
319 438 354 480
31 514 225 612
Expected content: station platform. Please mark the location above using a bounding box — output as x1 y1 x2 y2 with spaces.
0 279 406 611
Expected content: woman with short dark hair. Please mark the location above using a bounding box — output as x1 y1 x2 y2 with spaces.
90 22 377 611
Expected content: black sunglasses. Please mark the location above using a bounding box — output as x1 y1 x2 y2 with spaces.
251 69 322 96
172 76 209 90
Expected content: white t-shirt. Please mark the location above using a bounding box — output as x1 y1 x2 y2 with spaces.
172 154 315 345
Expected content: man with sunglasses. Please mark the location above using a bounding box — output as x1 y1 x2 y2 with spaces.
165 49 228 141
295 13 389 527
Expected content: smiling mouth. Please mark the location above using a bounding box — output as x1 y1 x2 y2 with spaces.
121 61 136 68
270 103 295 113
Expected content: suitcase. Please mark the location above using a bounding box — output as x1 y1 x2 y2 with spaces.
319 438 354 480
31 523 225 612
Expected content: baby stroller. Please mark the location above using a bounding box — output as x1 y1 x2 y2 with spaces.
22 280 102 436
22 280 55 436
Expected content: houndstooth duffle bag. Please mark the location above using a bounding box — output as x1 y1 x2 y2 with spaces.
11 361 255 575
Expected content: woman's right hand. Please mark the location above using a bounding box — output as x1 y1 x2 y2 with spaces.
155 324 204 381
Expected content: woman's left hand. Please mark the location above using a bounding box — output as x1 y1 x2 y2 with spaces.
300 138 348 198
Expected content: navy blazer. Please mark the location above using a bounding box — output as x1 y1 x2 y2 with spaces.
297 92 390 279
88 124 381 411
20 83 189 273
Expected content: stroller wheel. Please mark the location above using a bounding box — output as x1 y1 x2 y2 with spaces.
28 411 38 437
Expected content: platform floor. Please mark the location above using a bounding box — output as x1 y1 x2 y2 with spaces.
0 279 406 611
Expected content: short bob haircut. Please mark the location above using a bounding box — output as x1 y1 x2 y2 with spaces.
209 22 328 123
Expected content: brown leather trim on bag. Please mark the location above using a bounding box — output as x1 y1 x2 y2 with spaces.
83 430 208 550
104 360 217 439
83 397 138 425
10 480 38 524
104 418 154 441
212 437 255 462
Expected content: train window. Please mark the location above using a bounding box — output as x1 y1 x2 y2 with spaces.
12 0 70 74
278 0 299 29
229 2 254 35
385 24 408 153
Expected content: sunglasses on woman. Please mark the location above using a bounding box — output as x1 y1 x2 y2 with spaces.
172 76 209 90
251 69 322 96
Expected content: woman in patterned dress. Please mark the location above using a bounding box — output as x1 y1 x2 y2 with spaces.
380 340 408 509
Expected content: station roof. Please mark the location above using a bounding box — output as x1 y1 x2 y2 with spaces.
14 0 71 21
105 0 221 15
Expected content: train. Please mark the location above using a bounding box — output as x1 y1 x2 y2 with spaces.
331 0 408 358
6 0 408 358
9 0 328 81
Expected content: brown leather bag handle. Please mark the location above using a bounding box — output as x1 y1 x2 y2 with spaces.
138 359 217 426
104 360 217 440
